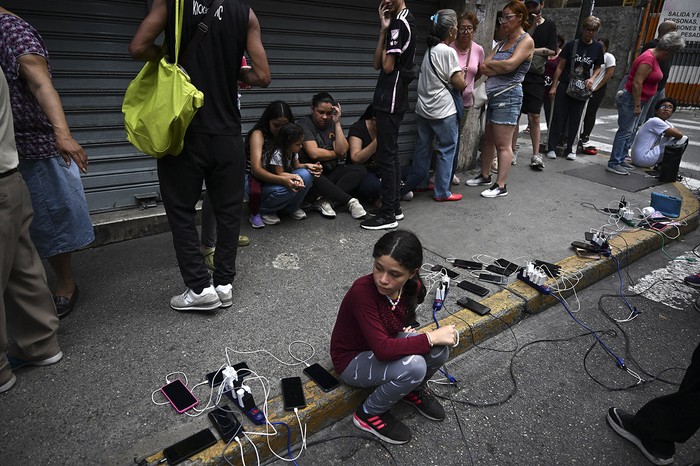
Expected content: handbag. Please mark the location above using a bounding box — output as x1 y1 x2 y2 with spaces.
122 0 222 158
427 47 464 121
565 40 593 101
472 80 487 109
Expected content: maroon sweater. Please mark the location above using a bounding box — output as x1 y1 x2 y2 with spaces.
330 274 431 375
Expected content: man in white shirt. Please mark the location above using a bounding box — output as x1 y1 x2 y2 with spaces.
631 98 688 168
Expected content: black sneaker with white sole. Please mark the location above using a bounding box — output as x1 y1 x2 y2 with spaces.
352 405 411 444
361 214 398 230
606 407 674 465
401 388 445 421
481 183 508 198
395 207 404 221
465 174 492 186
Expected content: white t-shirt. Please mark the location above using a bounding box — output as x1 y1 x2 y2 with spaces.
592 52 616 91
415 43 462 120
631 117 673 167
268 149 298 171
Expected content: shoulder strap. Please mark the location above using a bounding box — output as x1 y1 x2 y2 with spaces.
570 40 578 74
427 47 450 88
180 0 225 67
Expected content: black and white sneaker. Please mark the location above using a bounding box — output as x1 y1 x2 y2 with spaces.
606 407 674 465
352 405 411 444
481 183 508 198
361 215 398 230
465 174 492 186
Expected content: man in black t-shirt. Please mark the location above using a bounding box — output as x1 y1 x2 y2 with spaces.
518 0 557 170
361 0 416 231
129 0 270 311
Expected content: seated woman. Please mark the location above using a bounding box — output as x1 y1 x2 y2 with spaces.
258 123 321 225
298 92 367 219
348 104 381 206
330 230 457 444
631 98 688 168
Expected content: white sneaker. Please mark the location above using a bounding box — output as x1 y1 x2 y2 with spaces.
347 198 367 219
287 209 307 220
401 191 414 201
215 284 233 308
481 183 508 198
530 154 545 169
566 152 576 160
546 151 557 159
451 175 461 185
261 213 281 225
312 199 336 218
170 285 221 311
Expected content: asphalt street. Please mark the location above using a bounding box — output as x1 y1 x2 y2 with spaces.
283 227 700 466
0 103 698 466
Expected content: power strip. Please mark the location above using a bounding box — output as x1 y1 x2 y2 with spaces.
518 265 552 295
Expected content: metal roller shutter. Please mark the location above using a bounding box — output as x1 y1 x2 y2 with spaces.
6 0 438 213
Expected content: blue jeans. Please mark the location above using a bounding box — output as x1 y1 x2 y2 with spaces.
260 168 313 215
609 90 649 168
403 114 458 199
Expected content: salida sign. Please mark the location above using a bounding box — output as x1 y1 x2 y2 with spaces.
660 0 700 40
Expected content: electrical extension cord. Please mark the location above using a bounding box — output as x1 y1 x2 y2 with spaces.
519 263 551 295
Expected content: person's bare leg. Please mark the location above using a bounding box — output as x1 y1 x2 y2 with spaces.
47 253 75 298
493 124 514 187
528 112 541 155
481 124 496 178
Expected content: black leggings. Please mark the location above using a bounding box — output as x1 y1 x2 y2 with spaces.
581 83 607 139
547 82 587 154
311 164 366 205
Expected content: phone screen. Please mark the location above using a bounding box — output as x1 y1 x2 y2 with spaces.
208 405 242 442
161 379 198 413
281 377 307 410
163 428 217 465
303 363 340 392
452 259 483 270
478 273 506 285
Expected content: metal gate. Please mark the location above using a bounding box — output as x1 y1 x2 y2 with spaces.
5 0 438 213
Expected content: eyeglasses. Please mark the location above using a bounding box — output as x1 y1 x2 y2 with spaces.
499 14 516 24
458 26 474 33
659 104 674 110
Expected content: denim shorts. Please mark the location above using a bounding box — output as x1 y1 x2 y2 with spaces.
18 156 94 258
486 84 523 126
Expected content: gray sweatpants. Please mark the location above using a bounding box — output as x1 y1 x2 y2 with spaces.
339 332 450 415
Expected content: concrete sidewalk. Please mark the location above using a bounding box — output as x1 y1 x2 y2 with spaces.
1 121 698 465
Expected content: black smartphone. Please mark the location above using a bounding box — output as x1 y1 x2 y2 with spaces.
584 232 595 242
430 264 459 279
206 362 251 388
163 428 217 465
161 379 198 413
452 259 483 270
533 260 561 278
303 363 340 392
208 405 242 443
457 280 489 297
457 296 491 316
478 273 507 285
495 259 521 274
486 264 513 276
281 377 307 411
571 241 605 253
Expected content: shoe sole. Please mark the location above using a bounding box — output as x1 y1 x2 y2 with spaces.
683 279 700 288
361 221 399 231
400 399 445 421
481 192 508 198
170 300 222 311
395 213 405 221
251 223 265 229
606 167 629 175
0 374 16 393
9 351 64 370
465 182 491 187
217 293 233 308
606 409 673 466
352 414 410 445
